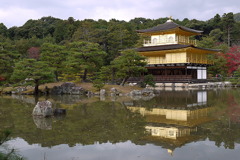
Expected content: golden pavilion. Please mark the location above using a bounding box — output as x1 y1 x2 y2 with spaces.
136 18 219 83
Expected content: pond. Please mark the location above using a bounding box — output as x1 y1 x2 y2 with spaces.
0 88 240 160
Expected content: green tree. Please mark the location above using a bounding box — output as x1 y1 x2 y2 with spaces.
197 37 229 77
97 65 118 84
72 19 98 42
231 22 240 45
129 17 154 30
53 20 77 43
14 38 31 56
11 59 54 94
65 41 106 82
221 12 235 47
106 20 138 62
185 19 206 34
207 13 221 31
0 42 20 83
111 49 147 86
72 19 109 55
0 49 16 83
209 28 224 42
0 23 7 37
7 26 18 40
142 74 156 87
92 79 105 91
40 43 67 81
197 36 217 49
208 53 228 77
213 14 221 27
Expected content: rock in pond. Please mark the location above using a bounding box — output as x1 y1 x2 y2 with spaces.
32 100 67 118
32 100 53 117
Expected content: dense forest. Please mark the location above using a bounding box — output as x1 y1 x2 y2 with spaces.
0 12 240 92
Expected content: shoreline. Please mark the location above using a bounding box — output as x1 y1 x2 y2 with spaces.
1 81 239 96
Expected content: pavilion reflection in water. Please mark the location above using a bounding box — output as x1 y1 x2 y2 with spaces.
126 90 216 155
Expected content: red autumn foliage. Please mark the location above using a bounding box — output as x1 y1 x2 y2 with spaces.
0 76 5 81
226 95 240 123
225 45 240 74
27 47 40 59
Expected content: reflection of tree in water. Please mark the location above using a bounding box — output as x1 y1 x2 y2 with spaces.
199 89 240 149
203 120 240 149
1 89 240 150
2 99 146 147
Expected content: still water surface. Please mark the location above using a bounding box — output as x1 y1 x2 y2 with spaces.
0 88 240 160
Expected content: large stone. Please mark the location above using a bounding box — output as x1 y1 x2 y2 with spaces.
128 83 137 86
32 100 53 117
100 89 106 96
51 86 62 95
50 82 85 95
71 86 85 94
141 88 154 96
61 82 76 94
129 88 155 100
110 88 117 93
110 88 119 96
129 90 142 96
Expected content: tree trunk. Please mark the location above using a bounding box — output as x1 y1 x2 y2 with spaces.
83 69 88 82
55 71 59 82
34 79 39 95
111 69 116 84
120 76 129 86
227 27 230 47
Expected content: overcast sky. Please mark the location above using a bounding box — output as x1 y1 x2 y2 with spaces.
0 0 239 28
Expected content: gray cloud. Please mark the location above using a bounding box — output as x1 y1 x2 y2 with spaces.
0 0 239 28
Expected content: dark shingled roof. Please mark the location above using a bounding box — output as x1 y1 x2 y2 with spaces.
137 44 220 52
136 21 203 34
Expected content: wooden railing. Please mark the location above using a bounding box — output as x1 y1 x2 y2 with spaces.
143 38 196 46
147 57 213 65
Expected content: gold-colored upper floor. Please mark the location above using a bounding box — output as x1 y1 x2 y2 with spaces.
140 48 215 65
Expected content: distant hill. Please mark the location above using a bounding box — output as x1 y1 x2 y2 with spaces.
234 13 240 21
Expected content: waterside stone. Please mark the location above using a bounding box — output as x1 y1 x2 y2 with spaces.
32 100 53 117
100 89 106 96
50 82 85 95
